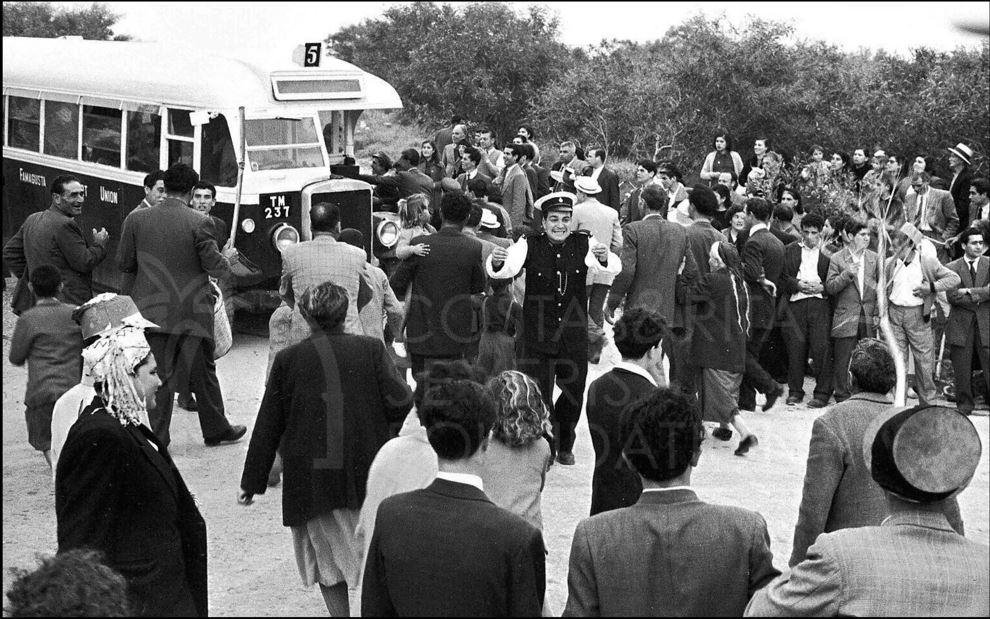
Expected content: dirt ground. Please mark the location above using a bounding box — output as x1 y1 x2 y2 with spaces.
3 281 988 616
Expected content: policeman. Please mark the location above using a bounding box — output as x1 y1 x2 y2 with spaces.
487 192 620 465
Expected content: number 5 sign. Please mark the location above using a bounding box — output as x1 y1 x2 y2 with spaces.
304 42 322 67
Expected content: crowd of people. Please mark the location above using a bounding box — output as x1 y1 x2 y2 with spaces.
3 119 989 617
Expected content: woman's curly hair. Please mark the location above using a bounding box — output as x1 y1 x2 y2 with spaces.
487 370 552 447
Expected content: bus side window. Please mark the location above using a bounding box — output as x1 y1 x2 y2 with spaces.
7 96 40 152
126 111 161 173
167 109 194 168
43 101 79 159
318 110 345 163
82 105 122 167
200 114 238 187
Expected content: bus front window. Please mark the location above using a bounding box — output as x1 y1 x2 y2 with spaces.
244 117 324 171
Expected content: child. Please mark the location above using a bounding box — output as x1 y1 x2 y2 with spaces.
475 287 522 378
8 265 83 468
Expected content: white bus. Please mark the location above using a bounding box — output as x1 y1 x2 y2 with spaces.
3 36 402 303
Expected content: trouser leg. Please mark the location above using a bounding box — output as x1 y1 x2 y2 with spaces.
807 299 833 400
741 327 776 409
552 353 588 455
146 332 179 447
785 302 810 398
903 307 936 403
832 336 857 401
951 342 975 412
519 352 556 443
587 284 609 327
180 335 231 439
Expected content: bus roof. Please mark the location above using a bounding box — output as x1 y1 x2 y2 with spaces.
2 37 402 113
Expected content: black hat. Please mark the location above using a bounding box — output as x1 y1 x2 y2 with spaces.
864 404 982 503
535 191 575 215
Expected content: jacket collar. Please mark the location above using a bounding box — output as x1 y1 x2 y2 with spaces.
162 196 190 209
845 393 892 405
426 477 493 504
882 510 955 533
635 488 699 506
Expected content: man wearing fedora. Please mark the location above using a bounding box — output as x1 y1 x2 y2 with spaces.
948 142 974 229
747 404 988 616
571 177 622 349
487 192 620 465
904 171 959 264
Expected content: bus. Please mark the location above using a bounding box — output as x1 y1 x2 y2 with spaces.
2 36 402 307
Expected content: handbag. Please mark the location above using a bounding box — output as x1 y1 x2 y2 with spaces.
211 280 232 359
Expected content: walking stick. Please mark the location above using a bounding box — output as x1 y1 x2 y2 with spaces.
228 106 247 249
876 176 907 406
935 331 947 381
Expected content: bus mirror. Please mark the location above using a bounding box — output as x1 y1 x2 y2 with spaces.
190 110 211 126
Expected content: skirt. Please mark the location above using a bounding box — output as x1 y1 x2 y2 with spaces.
700 368 742 424
291 508 361 588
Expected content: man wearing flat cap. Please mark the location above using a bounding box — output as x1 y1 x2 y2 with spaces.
747 404 989 616
487 192 621 465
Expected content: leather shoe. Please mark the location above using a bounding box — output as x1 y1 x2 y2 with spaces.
712 427 733 441
556 451 575 466
807 398 829 409
205 424 247 447
762 387 784 412
785 395 802 405
734 434 759 456
177 394 198 411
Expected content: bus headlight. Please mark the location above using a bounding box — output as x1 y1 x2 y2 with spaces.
271 223 299 253
376 219 399 248
241 218 256 234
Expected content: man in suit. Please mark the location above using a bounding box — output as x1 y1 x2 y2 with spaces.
551 141 588 193
904 171 959 264
362 375 545 617
455 146 498 202
780 213 832 407
587 147 621 212
117 163 244 448
495 143 535 237
946 227 990 415
136 170 165 210
474 126 505 178
885 223 960 405
826 220 879 402
565 388 780 616
948 142 974 229
749 404 987 616
739 198 786 411
441 123 470 177
789 338 964 567
390 190 486 376
345 149 434 211
619 160 661 224
586 309 663 515
4 175 110 313
571 177 622 335
432 115 462 151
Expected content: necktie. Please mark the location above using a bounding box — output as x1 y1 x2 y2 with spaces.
970 260 978 285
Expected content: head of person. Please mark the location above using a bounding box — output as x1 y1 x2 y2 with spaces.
190 181 217 215
162 163 199 200
440 190 473 227
959 227 986 260
713 184 732 209
621 389 705 483
338 228 365 252
613 308 665 362
688 184 718 220
465 203 484 231
727 204 747 232
912 153 930 174
587 147 606 169
486 370 552 448
460 146 482 172
844 219 871 253
419 373 496 462
398 193 431 229
852 148 868 167
753 137 771 157
635 159 657 185
717 171 738 190
298 281 348 334
970 178 990 211
573 176 602 202
517 125 536 141
143 170 166 207
475 127 495 150
641 185 668 217
558 141 576 164
412 359 485 410
310 201 341 234
503 143 524 168
450 123 468 143
518 142 535 165
779 187 803 215
397 148 420 171
800 212 824 249
4 549 131 617
872 148 887 171
910 171 931 195
810 145 825 162
772 204 794 229
847 338 896 395
885 152 903 176
464 177 488 201
865 404 981 507
830 151 850 172
892 223 923 259
947 142 973 170
83 325 160 418
657 163 682 190
512 136 525 147
51 175 85 218
28 264 61 299
713 130 733 153
536 193 576 243
745 197 772 224
420 140 440 164
370 151 392 175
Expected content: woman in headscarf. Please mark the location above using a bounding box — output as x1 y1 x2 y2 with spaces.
55 325 208 617
680 241 759 456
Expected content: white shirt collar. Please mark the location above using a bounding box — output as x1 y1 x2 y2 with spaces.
641 485 692 493
468 169 478 179
436 471 484 491
750 222 769 234
613 361 658 386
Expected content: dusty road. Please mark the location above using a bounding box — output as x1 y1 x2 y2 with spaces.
3 283 988 616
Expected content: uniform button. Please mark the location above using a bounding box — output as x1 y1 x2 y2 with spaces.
556 253 561 258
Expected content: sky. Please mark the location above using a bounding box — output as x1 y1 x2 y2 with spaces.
60 1 989 57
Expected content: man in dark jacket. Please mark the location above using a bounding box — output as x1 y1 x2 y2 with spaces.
346 149 434 212
4 175 109 313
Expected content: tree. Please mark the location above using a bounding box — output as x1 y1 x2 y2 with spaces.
327 1 570 139
3 2 131 40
